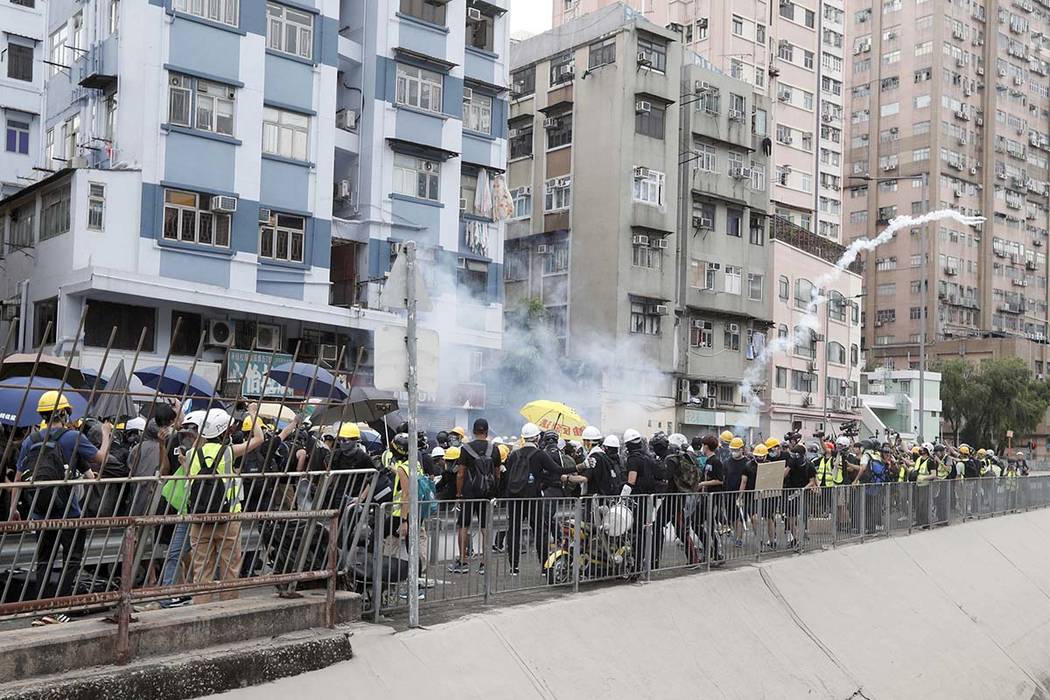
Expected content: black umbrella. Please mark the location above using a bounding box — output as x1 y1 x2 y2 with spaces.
311 386 400 426
0 353 86 388
87 360 138 421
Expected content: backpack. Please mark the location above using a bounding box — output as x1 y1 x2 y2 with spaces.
188 446 234 514
25 429 72 518
462 442 497 497
650 453 675 487
671 452 701 492
866 453 888 488
503 447 535 497
416 472 438 518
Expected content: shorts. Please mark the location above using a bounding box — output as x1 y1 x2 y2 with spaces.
759 493 782 519
457 499 489 528
723 493 750 523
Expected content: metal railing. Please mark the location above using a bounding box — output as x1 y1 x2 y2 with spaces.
368 476 1050 619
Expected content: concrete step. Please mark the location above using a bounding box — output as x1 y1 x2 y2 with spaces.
0 590 360 683
0 626 354 700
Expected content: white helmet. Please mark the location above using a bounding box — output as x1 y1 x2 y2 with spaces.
201 409 232 439
431 446 445 459
581 425 602 441
603 434 621 449
182 410 207 429
623 428 643 444
668 433 688 450
987 450 995 457
521 422 541 440
922 442 934 453
835 436 851 449
321 426 338 440
125 416 147 432
601 503 634 537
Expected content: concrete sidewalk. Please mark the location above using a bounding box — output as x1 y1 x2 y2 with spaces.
215 509 1050 700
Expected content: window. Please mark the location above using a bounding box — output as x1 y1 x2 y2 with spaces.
753 107 767 136
695 142 716 172
504 244 528 281
544 177 571 211
827 341 846 364
546 114 572 149
511 66 535 98
109 0 120 35
510 124 533 159
162 189 232 248
262 107 309 161
635 101 665 139
457 258 488 298
466 7 495 51
588 39 615 68
168 73 236 136
463 90 492 134
33 298 57 348
851 344 859 365
636 35 667 73
85 300 156 352
749 214 765 244
393 153 440 201
795 326 816 359
63 114 79 163
724 322 741 351
44 128 53 163
632 238 663 270
400 0 445 25
748 273 763 300
10 203 34 248
791 370 816 392
48 25 67 78
259 212 306 263
689 259 717 290
168 311 203 356
775 366 788 388
395 64 443 114
732 16 744 35
691 320 713 348
778 275 789 301
511 187 532 219
795 278 814 308
726 208 742 237
632 168 665 206
87 183 105 230
5 117 30 155
40 186 70 241
724 265 742 294
460 171 478 215
266 3 313 59
630 301 661 335
174 0 238 26
550 51 573 85
828 291 847 321
542 241 569 274
7 43 32 82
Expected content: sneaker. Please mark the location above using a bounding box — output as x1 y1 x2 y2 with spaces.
492 543 506 554
733 537 744 548
763 540 777 550
509 567 520 576
447 562 469 574
478 563 486 576
399 588 426 600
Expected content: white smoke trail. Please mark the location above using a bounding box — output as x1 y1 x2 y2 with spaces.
737 209 986 428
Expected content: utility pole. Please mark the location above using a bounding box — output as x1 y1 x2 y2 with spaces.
918 173 928 441
405 241 420 629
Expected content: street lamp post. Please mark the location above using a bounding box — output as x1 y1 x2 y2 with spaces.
849 172 928 440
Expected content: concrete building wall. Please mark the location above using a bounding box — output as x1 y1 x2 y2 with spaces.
0 0 47 196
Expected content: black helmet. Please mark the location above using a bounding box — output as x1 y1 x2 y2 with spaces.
650 433 670 456
540 430 560 449
436 430 450 447
391 432 410 456
417 430 428 451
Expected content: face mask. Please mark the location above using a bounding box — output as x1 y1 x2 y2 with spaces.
730 449 743 459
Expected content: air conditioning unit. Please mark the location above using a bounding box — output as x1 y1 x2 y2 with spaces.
849 396 861 409
543 117 559 128
319 343 340 365
258 207 273 223
635 100 652 114
558 62 575 78
694 80 712 93
467 7 482 21
702 397 717 409
536 243 551 254
728 109 744 121
632 234 650 246
336 109 357 131
463 87 474 101
207 319 234 348
730 166 752 179
637 51 651 65
255 323 282 351
976 66 984 76
210 195 238 213
654 304 669 315
728 322 740 333
694 216 713 229
335 179 352 200
459 198 468 210
821 113 834 123
654 237 668 249
807 361 818 373
777 89 791 102
633 166 653 179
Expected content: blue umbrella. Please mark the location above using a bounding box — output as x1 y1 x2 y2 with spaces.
0 377 89 427
134 366 216 398
269 362 348 400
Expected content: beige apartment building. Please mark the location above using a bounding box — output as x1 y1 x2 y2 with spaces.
843 0 1050 387
554 0 848 243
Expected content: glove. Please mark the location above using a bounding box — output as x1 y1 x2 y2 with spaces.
620 484 632 497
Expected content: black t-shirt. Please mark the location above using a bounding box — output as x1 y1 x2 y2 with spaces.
457 438 504 497
700 455 725 492
723 456 750 493
625 448 658 494
784 453 816 489
585 449 623 496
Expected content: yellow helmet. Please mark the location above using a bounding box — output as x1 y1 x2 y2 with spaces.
977 448 986 457
241 416 256 432
959 445 971 455
450 426 466 438
338 422 361 440
497 444 510 461
729 437 745 450
37 390 72 415
753 444 769 458
764 437 781 449
719 430 734 442
444 446 461 461
911 446 920 455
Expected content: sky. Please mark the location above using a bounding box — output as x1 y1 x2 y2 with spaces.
510 0 553 36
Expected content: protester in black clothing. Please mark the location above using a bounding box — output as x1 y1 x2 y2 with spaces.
782 444 816 549
621 429 668 572
695 435 725 562
722 438 751 548
449 418 503 574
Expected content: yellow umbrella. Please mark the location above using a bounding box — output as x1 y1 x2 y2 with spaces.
519 400 588 441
